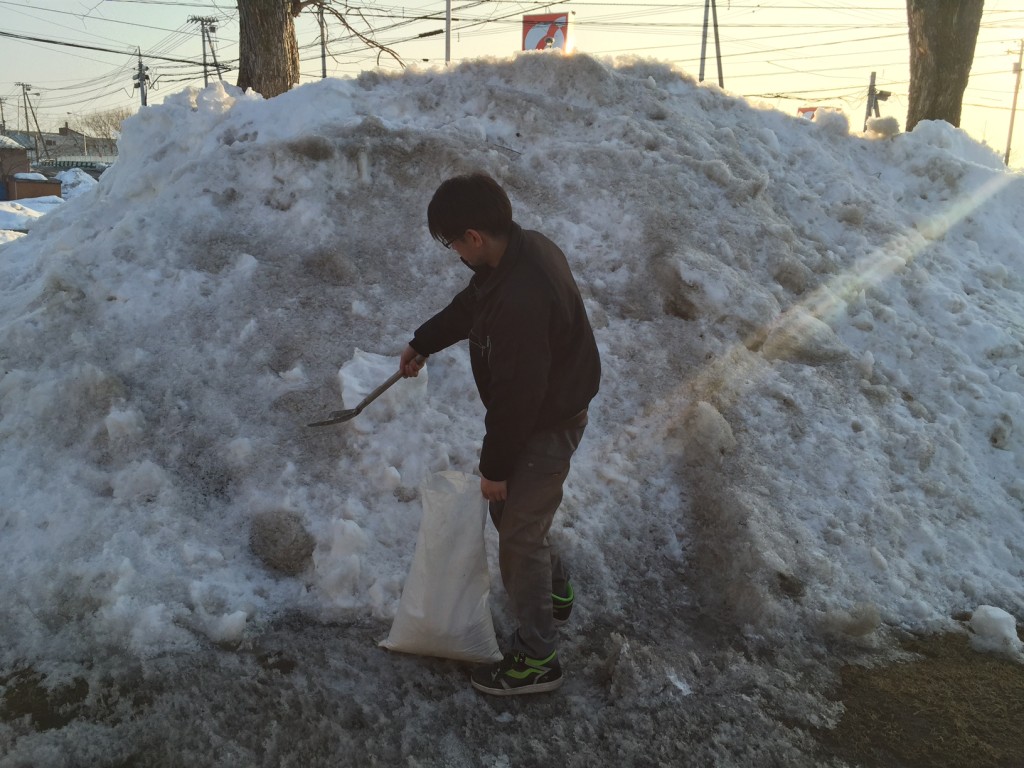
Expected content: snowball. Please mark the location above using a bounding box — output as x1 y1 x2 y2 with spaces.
249 509 315 576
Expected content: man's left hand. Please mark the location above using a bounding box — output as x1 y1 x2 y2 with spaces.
480 477 507 503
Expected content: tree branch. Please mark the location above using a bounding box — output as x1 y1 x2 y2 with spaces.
311 1 406 69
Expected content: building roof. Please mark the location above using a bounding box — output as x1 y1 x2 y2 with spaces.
0 135 28 150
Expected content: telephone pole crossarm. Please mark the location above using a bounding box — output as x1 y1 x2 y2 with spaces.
189 16 223 86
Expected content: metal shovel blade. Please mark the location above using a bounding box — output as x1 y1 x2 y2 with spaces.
307 355 425 428
307 408 361 427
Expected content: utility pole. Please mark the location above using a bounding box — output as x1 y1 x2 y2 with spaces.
16 83 49 159
29 93 48 159
0 97 7 133
445 0 452 65
16 82 30 133
699 0 724 88
207 23 223 82
318 4 328 79
863 71 890 131
133 51 151 107
1004 40 1023 166
190 16 222 86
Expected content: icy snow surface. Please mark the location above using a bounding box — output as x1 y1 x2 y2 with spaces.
0 197 60 236
1 54 1022 765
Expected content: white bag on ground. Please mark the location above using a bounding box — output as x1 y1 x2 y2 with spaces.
380 470 503 663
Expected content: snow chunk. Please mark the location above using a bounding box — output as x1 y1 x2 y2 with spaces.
761 308 847 365
56 168 98 200
105 407 142 442
866 116 900 139
112 460 171 503
969 605 1022 658
681 401 736 466
315 518 369 606
205 610 248 644
814 108 850 137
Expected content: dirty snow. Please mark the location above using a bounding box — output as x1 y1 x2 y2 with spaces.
0 53 1022 766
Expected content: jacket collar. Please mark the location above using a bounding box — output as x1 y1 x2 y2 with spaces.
471 221 523 296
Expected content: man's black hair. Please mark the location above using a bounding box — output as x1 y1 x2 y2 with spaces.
428 173 513 244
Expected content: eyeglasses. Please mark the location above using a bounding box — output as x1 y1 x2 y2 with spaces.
439 231 465 250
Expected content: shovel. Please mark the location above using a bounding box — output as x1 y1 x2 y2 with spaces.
307 355 425 427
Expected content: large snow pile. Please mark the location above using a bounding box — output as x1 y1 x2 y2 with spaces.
0 53 1022 763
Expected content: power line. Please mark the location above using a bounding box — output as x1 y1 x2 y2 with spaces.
0 29 230 67
0 1 200 35
99 0 223 5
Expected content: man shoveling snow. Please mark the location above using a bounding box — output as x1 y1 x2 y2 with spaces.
400 172 601 695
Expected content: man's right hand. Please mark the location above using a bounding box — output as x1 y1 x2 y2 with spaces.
399 345 426 378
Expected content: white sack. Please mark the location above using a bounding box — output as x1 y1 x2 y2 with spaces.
380 471 503 663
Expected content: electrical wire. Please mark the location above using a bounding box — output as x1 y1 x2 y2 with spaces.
6 0 1022 124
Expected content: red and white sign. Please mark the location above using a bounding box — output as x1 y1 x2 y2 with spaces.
523 13 569 51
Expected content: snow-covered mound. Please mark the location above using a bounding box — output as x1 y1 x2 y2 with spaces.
57 167 99 200
0 53 1022 669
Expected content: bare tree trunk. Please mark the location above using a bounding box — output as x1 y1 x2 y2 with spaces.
906 0 984 132
237 0 301 99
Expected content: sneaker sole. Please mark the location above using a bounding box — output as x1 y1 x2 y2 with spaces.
471 676 564 696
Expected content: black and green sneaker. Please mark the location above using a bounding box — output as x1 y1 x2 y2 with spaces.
471 651 563 696
552 582 574 626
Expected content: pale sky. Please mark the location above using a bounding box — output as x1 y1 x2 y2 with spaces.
2 1 1023 166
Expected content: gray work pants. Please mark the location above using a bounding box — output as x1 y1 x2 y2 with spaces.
488 412 587 659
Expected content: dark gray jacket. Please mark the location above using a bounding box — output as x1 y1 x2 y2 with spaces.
410 222 601 480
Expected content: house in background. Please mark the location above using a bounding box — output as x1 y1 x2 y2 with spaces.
2 124 117 170
0 135 63 200
55 122 118 160
0 135 30 175
1 135 31 200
